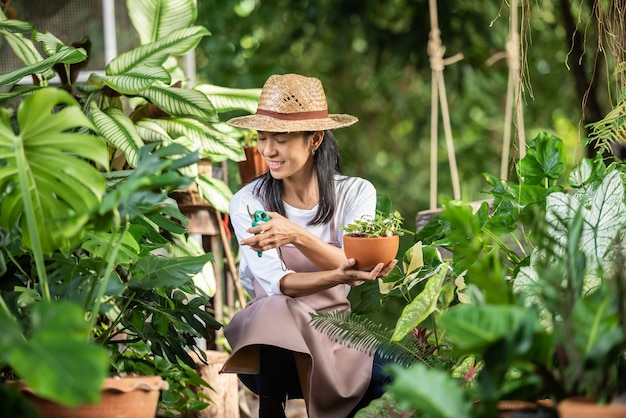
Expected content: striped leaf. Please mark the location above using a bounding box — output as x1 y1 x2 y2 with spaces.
196 175 233 213
136 120 172 143
106 26 209 75
148 118 244 161
128 0 197 45
141 81 217 121
0 45 86 87
0 19 34 33
194 84 261 114
92 66 171 95
89 103 144 168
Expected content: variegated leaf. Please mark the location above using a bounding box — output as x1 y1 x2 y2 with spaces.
128 0 197 45
106 26 209 75
148 118 244 161
194 84 261 114
88 103 144 168
141 81 217 121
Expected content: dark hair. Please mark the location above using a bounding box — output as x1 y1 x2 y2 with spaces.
253 130 343 225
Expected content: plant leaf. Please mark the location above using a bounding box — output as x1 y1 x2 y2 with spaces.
0 88 107 253
147 118 244 161
194 84 261 114
106 26 209 75
391 263 448 341
0 44 86 87
89 103 145 167
0 301 109 407
141 81 218 121
128 0 198 45
387 362 471 418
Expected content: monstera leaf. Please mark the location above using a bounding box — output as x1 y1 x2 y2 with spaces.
0 88 109 255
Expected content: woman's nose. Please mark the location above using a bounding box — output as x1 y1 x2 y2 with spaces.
260 140 275 156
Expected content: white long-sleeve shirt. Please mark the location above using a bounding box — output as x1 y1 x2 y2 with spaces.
229 174 377 298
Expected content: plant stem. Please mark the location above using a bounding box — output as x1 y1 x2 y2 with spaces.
87 217 129 337
15 136 50 301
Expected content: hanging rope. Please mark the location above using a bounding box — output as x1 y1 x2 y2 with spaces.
491 0 526 179
428 0 463 210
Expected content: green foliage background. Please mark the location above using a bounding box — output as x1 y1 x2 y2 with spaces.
195 0 607 225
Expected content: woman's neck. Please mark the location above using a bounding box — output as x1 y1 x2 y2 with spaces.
282 171 320 210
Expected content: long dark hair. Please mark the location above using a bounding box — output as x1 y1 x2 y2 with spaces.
253 130 343 225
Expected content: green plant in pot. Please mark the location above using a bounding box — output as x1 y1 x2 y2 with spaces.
341 195 407 270
372 134 626 418
0 88 219 416
0 0 260 415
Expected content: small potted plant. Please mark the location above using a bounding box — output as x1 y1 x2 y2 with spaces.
341 196 407 270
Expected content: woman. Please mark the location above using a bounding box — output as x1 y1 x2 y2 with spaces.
221 74 396 418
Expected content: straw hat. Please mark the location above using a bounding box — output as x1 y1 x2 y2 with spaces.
227 74 358 132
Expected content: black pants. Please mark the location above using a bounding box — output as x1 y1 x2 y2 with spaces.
238 345 393 416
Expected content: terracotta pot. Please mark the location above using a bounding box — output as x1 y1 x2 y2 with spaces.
497 399 553 418
558 397 626 418
238 146 267 185
343 235 399 271
20 376 169 418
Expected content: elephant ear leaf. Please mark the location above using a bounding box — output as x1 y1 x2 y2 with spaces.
0 88 108 253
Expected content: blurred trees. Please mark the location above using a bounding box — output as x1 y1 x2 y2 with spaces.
196 0 614 223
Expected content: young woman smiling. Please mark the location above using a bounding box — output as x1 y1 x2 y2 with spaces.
221 74 396 418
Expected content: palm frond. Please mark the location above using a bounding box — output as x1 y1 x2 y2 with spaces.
309 311 434 367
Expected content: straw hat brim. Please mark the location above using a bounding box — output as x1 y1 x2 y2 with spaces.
227 113 358 132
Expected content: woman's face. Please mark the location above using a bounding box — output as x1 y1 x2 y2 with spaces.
257 131 320 180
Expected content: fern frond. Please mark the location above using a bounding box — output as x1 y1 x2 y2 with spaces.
309 311 432 367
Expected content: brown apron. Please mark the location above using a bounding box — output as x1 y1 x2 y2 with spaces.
221 223 373 418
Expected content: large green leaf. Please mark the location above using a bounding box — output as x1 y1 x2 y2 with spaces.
518 132 567 186
106 26 209 75
391 263 448 341
545 170 625 270
0 301 109 407
129 253 213 289
89 103 145 168
0 88 107 254
141 81 218 121
439 304 531 352
128 0 197 45
386 362 471 418
147 118 244 161
194 84 261 114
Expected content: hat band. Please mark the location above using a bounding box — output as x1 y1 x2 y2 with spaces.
256 108 328 120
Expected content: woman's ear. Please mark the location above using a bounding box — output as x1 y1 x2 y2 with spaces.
311 130 324 153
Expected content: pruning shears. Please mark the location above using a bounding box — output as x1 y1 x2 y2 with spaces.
247 205 270 257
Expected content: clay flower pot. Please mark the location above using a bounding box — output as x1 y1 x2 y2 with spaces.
558 397 626 418
20 376 169 418
238 146 268 185
343 235 399 271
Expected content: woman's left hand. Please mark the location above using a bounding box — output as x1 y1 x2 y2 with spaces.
340 258 398 287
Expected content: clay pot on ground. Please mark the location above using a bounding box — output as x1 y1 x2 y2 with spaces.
343 235 399 271
20 375 168 418
557 397 626 418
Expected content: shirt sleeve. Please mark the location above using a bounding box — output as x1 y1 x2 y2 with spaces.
229 184 295 297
